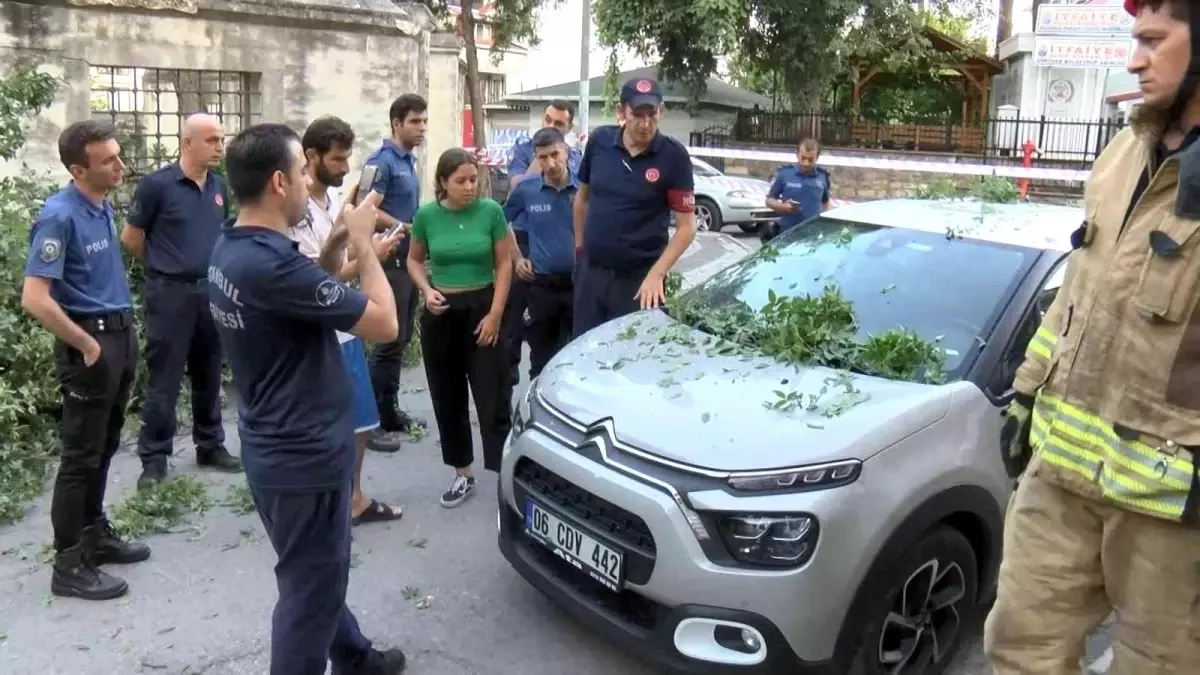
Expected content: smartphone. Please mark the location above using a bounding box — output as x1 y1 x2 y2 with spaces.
354 165 379 206
383 222 404 239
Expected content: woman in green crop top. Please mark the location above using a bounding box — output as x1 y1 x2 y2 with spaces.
407 147 514 508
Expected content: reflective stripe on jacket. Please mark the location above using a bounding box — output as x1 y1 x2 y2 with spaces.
1013 110 1200 525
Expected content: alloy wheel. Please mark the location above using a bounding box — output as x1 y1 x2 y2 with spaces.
695 204 712 231
876 558 966 674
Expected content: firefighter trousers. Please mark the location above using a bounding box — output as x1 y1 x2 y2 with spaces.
984 454 1200 674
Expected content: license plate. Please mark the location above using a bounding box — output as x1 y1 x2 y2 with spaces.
524 498 624 592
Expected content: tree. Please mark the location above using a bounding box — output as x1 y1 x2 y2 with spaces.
419 0 562 152
594 0 993 111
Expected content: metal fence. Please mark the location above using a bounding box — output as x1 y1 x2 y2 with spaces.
726 110 1127 167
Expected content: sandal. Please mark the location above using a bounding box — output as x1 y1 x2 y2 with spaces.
352 499 404 527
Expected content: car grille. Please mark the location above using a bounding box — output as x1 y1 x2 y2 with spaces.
514 458 657 556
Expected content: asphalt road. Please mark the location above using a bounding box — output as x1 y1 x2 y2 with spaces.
0 229 1112 675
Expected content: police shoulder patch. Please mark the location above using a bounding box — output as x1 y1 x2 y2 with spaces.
315 278 346 307
39 238 62 264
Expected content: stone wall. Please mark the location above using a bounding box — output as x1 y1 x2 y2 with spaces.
0 0 461 197
722 158 978 200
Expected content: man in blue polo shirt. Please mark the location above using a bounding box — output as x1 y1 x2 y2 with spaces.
22 120 150 601
572 76 697 337
209 123 406 675
502 99 583 383
504 127 578 376
361 93 427 452
121 112 243 489
765 137 831 236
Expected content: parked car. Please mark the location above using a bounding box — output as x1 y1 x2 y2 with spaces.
497 197 1078 674
689 157 779 234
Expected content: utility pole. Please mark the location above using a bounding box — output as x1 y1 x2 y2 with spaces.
578 0 591 134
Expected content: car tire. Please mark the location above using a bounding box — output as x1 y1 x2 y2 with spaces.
845 526 978 675
695 197 722 233
738 222 762 234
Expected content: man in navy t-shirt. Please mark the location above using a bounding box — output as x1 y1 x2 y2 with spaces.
766 137 832 235
571 77 697 337
22 120 149 602
208 123 405 675
503 127 578 376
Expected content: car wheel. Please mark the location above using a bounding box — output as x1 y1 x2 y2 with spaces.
695 197 722 233
738 222 762 234
846 526 978 675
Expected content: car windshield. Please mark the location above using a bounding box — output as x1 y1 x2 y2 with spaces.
692 161 722 177
677 216 1039 378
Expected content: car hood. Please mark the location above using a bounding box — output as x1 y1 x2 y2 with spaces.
696 175 771 195
534 311 954 472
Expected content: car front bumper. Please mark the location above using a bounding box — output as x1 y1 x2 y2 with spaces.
497 426 851 675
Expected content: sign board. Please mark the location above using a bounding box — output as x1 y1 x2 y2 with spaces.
1034 37 1131 68
1036 4 1133 35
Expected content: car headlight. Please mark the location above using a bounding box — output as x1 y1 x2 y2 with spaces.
726 460 861 492
717 514 818 568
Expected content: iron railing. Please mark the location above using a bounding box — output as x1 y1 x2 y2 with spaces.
726 110 1127 167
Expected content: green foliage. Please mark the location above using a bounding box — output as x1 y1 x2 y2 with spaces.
0 67 64 524
596 0 994 110
913 178 960 200
418 0 564 65
110 475 212 539
970 176 1020 203
668 284 945 385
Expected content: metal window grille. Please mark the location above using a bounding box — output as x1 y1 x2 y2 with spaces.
88 66 262 206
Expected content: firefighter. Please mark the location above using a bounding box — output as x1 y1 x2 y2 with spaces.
984 2 1200 672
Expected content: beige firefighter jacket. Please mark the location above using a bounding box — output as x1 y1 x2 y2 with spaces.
1014 107 1200 524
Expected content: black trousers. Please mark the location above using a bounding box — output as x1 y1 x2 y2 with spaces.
526 274 574 378
137 273 224 463
52 313 137 551
572 257 652 338
368 259 419 399
249 480 372 675
420 286 512 472
502 230 531 383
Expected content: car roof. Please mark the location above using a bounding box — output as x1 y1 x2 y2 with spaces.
823 197 1082 253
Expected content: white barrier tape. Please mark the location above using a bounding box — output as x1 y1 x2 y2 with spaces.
474 140 1092 182
684 146 1092 182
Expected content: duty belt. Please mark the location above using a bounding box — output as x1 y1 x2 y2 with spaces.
72 311 134 334
146 268 206 285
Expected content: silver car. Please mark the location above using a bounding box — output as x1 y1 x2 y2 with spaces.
690 157 778 234
498 197 1078 674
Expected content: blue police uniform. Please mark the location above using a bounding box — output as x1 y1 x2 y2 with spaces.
501 137 583 382
573 112 695 337
207 225 375 675
767 164 831 233
126 163 237 480
503 174 578 376
363 139 422 432
24 183 140 580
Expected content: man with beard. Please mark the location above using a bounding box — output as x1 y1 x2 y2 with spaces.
572 77 697 336
288 116 405 526
122 112 243 489
209 123 407 674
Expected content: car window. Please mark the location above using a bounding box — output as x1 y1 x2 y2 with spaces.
691 161 722 177
994 256 1067 395
677 217 1040 379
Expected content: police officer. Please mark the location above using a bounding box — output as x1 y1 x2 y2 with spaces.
502 99 582 383
572 77 698 336
504 127 578 376
209 123 406 675
22 120 150 601
764 137 831 239
121 112 242 489
362 93 428 452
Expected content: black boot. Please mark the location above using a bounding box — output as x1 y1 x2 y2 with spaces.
376 391 404 432
332 647 407 675
50 526 129 601
92 517 151 565
136 459 167 491
197 445 243 472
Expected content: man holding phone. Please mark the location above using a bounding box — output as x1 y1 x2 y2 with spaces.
358 93 428 453
765 138 831 237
